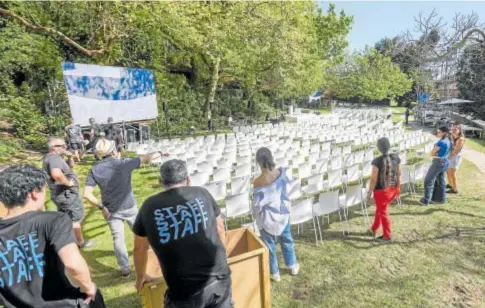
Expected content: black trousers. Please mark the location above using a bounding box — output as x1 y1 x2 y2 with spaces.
78 290 106 308
164 277 233 308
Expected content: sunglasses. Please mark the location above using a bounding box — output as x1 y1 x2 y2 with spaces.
54 144 67 148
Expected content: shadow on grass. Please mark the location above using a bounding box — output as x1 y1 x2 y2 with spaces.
105 292 140 308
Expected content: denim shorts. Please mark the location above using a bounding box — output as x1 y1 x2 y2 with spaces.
448 154 463 170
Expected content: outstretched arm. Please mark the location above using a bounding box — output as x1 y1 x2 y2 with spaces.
139 152 169 164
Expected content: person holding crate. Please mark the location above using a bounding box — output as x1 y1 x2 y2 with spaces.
133 159 233 308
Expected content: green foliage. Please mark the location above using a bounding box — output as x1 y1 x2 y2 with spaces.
326 48 412 102
0 2 353 146
0 135 24 162
456 43 485 119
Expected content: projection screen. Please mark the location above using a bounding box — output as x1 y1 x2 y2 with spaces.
62 62 158 126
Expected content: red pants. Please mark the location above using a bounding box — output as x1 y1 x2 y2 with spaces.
371 187 399 240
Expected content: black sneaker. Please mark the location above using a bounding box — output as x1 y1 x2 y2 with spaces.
446 184 452 189
121 269 131 279
418 198 429 206
367 229 377 238
375 236 392 243
447 190 458 194
78 240 96 249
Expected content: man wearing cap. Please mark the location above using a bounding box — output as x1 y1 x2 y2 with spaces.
104 117 124 152
43 137 94 249
83 139 168 278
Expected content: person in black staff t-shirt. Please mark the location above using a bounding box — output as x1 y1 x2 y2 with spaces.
43 137 94 249
0 164 106 308
133 159 233 308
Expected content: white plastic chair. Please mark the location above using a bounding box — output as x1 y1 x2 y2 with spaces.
314 159 328 175
230 176 250 195
189 171 211 187
344 153 355 167
313 191 346 240
302 173 324 195
361 160 373 178
213 167 231 182
330 156 342 171
324 168 343 190
235 164 252 178
297 163 312 180
343 164 361 185
339 183 369 226
197 162 213 173
288 180 302 201
203 181 227 202
290 199 319 245
223 192 251 230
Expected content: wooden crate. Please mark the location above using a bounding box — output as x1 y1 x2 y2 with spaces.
140 228 271 308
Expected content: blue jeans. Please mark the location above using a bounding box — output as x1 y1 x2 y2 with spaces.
423 158 449 203
260 223 297 275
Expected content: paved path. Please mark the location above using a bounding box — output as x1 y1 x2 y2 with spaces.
463 146 485 175
408 120 485 176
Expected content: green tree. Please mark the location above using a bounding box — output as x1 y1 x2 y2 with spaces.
327 48 412 103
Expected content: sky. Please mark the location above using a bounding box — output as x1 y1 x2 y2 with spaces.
320 1 485 51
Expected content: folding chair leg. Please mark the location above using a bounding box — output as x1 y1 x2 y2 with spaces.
359 201 367 227
362 201 370 226
316 216 323 242
341 207 351 234
312 218 319 246
337 210 345 235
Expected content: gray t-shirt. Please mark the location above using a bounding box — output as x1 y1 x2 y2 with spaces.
64 124 82 144
85 157 141 213
42 153 79 199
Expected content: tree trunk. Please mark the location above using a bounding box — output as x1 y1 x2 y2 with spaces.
203 57 220 128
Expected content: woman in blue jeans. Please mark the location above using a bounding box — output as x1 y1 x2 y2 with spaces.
420 126 451 205
252 147 299 282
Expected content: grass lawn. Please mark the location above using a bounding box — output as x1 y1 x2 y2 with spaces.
466 138 485 153
317 107 331 114
30 151 483 307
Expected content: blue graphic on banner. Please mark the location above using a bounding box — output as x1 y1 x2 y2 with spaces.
0 232 45 287
154 198 209 244
62 62 155 101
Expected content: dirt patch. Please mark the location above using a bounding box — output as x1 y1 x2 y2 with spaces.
438 276 485 308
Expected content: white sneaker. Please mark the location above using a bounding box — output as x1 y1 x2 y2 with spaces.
289 263 300 276
270 273 281 282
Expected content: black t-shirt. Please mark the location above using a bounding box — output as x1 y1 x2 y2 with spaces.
104 124 121 142
0 211 84 307
85 157 140 213
64 124 83 144
43 153 79 199
371 154 401 190
91 124 103 137
133 186 230 300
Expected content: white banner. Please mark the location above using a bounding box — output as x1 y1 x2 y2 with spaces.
62 62 158 126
